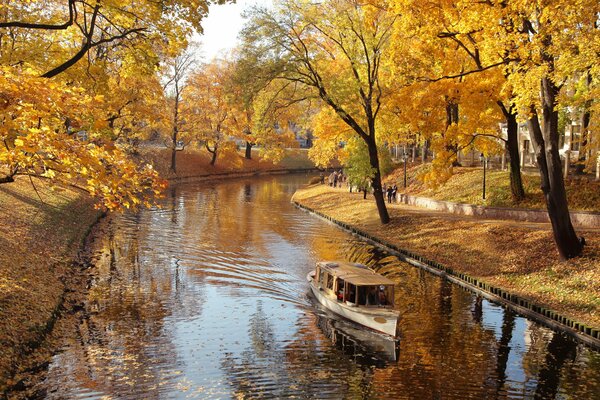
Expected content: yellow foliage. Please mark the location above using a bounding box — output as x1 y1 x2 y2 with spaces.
0 66 166 211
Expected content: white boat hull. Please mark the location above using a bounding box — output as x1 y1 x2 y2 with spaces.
308 272 399 337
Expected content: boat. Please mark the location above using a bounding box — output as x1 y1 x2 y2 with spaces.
307 261 400 338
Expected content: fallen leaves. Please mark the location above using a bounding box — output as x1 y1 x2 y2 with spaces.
0 177 102 391
294 184 600 328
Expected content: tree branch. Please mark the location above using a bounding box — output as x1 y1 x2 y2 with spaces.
0 0 75 30
418 60 509 82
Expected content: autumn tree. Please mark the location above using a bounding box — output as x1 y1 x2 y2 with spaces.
228 48 266 160
162 52 195 173
467 0 599 259
243 0 399 224
251 77 315 163
0 0 222 77
0 67 166 210
342 136 393 196
0 0 228 209
184 60 238 166
388 0 600 258
388 0 525 199
233 24 313 162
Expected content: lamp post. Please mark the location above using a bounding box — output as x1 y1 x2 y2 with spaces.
479 153 486 200
403 151 408 188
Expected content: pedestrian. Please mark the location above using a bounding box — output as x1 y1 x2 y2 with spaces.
386 185 393 203
333 171 338 188
392 184 397 203
319 172 325 184
328 172 334 187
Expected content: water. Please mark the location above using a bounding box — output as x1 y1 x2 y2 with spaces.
40 174 600 399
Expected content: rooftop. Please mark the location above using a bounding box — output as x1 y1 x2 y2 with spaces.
317 261 395 286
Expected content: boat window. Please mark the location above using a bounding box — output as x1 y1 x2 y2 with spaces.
358 285 391 306
346 283 357 304
366 286 379 306
378 286 388 306
357 286 366 305
336 278 345 301
326 274 334 290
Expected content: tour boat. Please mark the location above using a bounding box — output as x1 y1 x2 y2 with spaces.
307 261 400 338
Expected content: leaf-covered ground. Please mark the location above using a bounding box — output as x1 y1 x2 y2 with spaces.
142 147 317 179
385 164 600 211
0 177 101 392
293 184 600 329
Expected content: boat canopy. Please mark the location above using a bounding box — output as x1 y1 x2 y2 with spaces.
317 261 394 286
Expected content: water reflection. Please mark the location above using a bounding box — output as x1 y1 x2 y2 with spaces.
37 174 600 399
312 300 400 365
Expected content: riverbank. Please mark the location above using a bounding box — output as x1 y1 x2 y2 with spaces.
0 177 103 393
142 147 318 181
292 184 600 342
0 149 318 395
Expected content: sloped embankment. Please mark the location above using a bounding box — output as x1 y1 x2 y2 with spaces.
0 177 102 392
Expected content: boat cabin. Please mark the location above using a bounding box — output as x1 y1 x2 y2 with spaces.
314 261 395 308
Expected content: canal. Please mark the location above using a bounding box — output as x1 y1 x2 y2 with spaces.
40 174 599 399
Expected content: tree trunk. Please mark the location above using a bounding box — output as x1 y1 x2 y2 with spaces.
170 92 180 173
245 141 253 159
170 147 177 173
365 134 390 224
206 142 218 166
498 102 525 201
421 140 429 163
576 72 592 174
445 101 461 166
528 33 583 259
529 85 583 260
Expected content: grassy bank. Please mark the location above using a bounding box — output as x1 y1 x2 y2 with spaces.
292 184 600 330
142 147 317 180
0 177 102 392
386 164 600 211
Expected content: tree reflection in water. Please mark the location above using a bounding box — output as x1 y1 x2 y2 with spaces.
36 174 600 399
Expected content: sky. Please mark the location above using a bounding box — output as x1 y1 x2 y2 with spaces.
196 0 273 62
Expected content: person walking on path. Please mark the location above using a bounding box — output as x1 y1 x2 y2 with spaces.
392 184 397 203
387 185 393 203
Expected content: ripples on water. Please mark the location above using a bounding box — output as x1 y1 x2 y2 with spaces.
39 175 599 399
